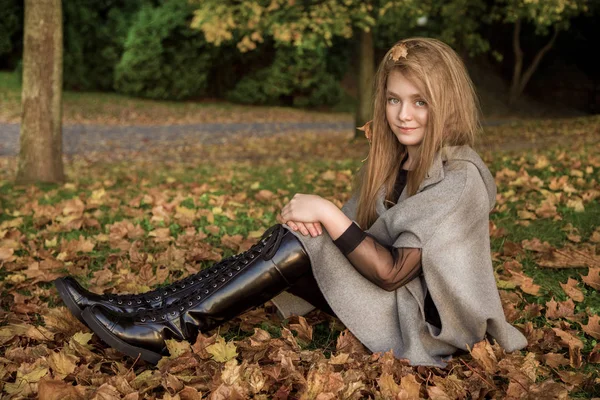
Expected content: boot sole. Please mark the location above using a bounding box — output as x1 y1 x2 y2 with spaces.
82 307 163 365
54 278 86 324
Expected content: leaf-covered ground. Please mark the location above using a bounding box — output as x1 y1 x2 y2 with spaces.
0 116 599 399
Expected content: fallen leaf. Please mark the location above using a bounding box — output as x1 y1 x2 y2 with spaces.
541 353 570 368
289 316 313 345
545 298 575 319
559 278 584 302
582 315 600 340
581 267 600 290
206 336 237 362
255 189 275 202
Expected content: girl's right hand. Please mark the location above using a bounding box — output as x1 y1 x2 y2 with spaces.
285 221 323 237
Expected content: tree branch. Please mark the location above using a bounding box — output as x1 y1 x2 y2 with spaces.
518 27 559 95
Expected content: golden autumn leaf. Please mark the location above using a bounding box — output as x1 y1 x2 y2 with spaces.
48 349 78 379
3 361 49 396
389 42 408 60
289 316 313 345
206 336 238 362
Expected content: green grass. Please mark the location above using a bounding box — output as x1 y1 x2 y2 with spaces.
0 70 351 125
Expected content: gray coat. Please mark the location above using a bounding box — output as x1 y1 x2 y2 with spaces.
271 146 527 367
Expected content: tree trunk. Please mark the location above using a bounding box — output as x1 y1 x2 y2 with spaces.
354 29 374 139
16 0 64 184
509 19 559 106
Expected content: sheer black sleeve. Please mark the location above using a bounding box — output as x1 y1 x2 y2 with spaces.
333 222 422 291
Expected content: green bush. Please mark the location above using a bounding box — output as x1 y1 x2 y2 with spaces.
227 46 344 107
114 0 215 100
63 0 148 90
0 0 23 69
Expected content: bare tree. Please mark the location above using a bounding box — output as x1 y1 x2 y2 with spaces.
16 0 65 184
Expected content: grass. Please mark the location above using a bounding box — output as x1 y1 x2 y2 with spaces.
0 113 599 396
0 70 351 125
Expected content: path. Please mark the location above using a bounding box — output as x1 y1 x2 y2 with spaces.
0 120 513 156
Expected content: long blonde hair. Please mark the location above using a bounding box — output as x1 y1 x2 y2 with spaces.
355 37 481 229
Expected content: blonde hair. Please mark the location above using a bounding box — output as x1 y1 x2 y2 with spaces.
355 37 481 229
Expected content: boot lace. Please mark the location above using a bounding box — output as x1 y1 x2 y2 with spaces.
105 256 238 307
137 224 286 322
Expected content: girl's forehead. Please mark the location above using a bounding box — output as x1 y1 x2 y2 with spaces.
386 70 423 95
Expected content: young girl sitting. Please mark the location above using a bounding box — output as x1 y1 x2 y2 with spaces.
55 37 527 366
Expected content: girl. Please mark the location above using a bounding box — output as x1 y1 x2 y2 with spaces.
55 37 527 366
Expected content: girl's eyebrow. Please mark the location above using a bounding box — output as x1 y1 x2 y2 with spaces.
386 90 422 99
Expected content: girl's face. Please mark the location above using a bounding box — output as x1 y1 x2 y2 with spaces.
385 69 428 150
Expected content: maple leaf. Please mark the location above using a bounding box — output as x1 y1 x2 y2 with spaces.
545 297 576 320
537 246 600 269
255 189 276 202
469 340 498 374
581 267 600 290
48 349 78 379
0 247 15 262
221 234 244 251
165 338 192 358
582 315 600 340
389 42 408 61
289 315 313 345
356 120 373 143
38 379 86 400
562 281 586 307
3 360 49 396
541 352 569 368
206 336 238 362
521 238 551 253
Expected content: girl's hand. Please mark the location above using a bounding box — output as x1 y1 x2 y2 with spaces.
287 221 322 237
279 194 332 235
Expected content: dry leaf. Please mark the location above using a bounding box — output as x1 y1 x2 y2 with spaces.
206 336 238 362
581 267 600 290
389 43 408 61
582 315 600 340
559 278 584 302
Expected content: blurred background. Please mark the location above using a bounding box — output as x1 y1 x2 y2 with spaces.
1 0 598 123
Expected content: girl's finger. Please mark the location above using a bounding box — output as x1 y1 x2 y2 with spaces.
287 221 298 231
305 222 318 237
295 222 310 236
315 222 323 235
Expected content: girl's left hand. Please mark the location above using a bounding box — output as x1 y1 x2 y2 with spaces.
279 193 331 227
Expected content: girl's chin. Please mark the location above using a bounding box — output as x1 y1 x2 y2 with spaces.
394 134 423 147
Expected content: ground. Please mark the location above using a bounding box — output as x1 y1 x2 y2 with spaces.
0 72 599 398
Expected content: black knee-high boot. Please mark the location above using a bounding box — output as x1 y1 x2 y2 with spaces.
54 256 238 323
81 224 313 364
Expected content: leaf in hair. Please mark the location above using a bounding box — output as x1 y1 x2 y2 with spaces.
357 120 373 143
389 43 408 61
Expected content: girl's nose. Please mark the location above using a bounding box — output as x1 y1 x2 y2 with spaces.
398 105 413 121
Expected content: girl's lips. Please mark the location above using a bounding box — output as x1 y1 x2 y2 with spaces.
398 127 417 132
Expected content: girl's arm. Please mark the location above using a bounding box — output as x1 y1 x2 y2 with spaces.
280 194 422 291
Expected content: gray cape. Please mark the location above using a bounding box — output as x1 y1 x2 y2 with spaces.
272 146 527 367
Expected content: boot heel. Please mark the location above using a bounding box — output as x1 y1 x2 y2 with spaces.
82 307 163 365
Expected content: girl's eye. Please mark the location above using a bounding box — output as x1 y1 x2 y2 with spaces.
388 98 399 105
416 100 427 107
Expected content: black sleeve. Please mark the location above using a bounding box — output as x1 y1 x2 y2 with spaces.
333 222 422 291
